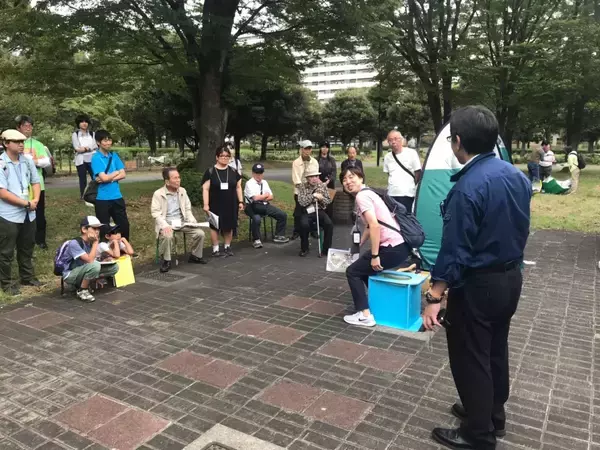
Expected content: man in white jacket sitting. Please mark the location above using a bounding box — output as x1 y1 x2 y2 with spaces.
151 167 207 273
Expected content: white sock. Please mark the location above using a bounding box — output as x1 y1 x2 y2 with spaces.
213 245 219 252
224 244 231 249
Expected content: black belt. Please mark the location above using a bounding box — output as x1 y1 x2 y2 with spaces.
464 260 520 276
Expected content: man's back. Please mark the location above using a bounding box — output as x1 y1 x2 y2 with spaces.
451 154 531 268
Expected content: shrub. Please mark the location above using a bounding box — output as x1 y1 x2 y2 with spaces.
180 169 204 206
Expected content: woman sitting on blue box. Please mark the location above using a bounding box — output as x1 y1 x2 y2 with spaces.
341 167 410 327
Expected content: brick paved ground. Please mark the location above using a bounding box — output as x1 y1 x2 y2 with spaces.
0 229 597 450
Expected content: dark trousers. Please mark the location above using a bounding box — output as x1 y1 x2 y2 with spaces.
539 165 552 180
35 190 46 245
77 162 94 198
446 266 522 449
0 216 36 289
94 198 130 240
346 244 409 311
245 203 287 240
298 210 333 253
293 194 299 234
392 196 414 213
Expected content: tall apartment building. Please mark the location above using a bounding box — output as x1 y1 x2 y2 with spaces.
301 53 378 101
238 36 378 102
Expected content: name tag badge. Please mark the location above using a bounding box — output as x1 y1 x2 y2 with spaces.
353 232 361 244
306 205 316 214
220 182 228 191
21 189 29 198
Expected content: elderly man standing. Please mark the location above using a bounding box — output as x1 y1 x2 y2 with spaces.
291 140 319 240
383 130 422 212
0 129 42 295
16 115 51 249
151 167 207 273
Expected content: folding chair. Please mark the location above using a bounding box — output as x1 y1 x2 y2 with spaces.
155 232 188 264
247 216 275 242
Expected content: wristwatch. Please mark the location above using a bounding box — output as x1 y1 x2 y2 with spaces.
26 201 31 210
371 254 379 258
425 290 443 304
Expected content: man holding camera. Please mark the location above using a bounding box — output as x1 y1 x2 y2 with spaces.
422 106 531 450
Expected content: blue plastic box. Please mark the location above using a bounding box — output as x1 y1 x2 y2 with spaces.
368 271 427 331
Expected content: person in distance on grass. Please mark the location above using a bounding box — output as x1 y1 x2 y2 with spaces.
244 163 289 249
422 106 531 450
152 167 207 273
60 216 119 303
0 129 42 296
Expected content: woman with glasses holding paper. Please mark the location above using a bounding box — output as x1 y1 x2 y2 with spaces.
202 145 243 257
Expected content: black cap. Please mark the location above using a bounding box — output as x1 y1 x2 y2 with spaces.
101 224 120 236
252 163 265 174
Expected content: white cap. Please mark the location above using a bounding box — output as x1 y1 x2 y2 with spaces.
80 216 103 228
1 129 27 141
299 140 313 149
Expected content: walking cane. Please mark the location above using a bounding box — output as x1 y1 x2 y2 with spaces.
315 199 322 257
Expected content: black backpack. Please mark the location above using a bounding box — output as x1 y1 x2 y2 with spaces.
569 151 586 169
363 188 425 249
54 237 83 276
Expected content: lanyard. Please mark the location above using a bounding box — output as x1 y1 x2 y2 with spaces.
215 167 229 185
6 160 28 194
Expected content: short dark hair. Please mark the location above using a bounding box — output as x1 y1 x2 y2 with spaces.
564 145 573 153
15 115 33 127
75 114 91 128
95 129 112 143
450 106 498 155
215 145 231 158
340 166 365 181
319 141 330 149
162 167 178 181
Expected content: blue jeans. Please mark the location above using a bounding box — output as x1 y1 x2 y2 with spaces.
527 162 540 183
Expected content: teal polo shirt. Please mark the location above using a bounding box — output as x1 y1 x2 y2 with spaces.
91 151 125 201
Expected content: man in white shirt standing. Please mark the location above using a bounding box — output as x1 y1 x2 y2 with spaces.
383 130 422 212
245 163 289 248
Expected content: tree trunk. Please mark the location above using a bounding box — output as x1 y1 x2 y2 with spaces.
588 139 594 153
146 125 157 156
179 138 185 157
194 0 240 171
425 87 443 133
260 133 269 161
441 72 452 125
566 97 587 152
158 137 162 148
165 133 171 148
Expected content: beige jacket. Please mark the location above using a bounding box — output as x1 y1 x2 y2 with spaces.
292 156 319 194
151 186 196 236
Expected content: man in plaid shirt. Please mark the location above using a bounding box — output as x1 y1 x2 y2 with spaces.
295 169 333 257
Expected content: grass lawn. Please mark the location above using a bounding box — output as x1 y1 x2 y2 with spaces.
1 164 597 304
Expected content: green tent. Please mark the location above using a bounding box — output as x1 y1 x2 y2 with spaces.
414 123 512 270
542 176 570 194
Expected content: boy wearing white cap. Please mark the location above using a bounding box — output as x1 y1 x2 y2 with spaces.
0 129 42 295
59 216 119 303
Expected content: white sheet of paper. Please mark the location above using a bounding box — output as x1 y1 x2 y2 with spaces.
208 211 219 229
171 218 182 229
184 222 209 228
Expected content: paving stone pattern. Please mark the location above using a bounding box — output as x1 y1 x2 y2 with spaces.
0 229 597 449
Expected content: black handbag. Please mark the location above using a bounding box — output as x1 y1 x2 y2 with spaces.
83 154 113 204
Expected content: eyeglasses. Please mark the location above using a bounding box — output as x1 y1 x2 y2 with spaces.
6 140 24 144
446 136 454 142
217 155 230 159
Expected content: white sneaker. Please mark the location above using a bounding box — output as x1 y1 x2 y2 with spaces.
76 289 95 303
343 311 376 327
253 240 263 249
85 201 94 207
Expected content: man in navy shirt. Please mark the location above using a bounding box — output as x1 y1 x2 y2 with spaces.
91 130 130 240
422 106 531 450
